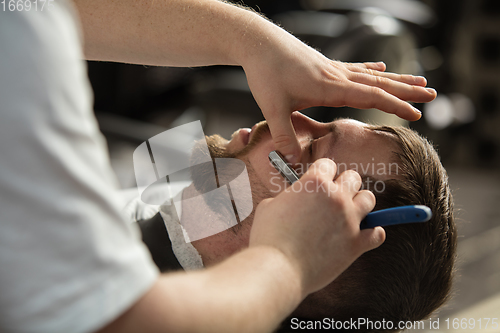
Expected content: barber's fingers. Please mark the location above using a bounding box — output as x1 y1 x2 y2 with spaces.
349 72 436 103
295 158 337 187
353 189 384 251
358 226 386 252
334 169 363 197
334 81 423 121
265 108 301 165
346 63 428 87
348 61 387 72
353 190 376 216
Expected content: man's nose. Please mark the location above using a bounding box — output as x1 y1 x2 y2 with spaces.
290 111 330 137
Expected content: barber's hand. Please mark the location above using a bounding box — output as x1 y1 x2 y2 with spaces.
242 33 436 164
249 159 385 297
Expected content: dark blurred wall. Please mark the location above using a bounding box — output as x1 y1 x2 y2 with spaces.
449 0 500 165
409 0 500 167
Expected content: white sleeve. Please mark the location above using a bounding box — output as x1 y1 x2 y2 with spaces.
0 3 158 333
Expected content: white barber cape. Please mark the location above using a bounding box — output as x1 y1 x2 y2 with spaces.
122 186 204 271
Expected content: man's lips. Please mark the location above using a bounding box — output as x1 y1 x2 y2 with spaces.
231 122 264 149
239 128 251 146
239 123 261 146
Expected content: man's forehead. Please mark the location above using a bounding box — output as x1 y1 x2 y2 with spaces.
331 118 400 142
323 118 402 165
328 118 373 138
330 118 366 126
325 118 371 143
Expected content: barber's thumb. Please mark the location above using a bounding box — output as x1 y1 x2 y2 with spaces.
358 227 386 252
268 118 301 165
304 158 337 180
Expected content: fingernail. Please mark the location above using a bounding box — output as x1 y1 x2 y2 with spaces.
285 154 298 165
413 106 421 114
416 76 427 84
426 88 437 94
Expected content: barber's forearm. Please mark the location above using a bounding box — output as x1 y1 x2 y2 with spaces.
75 0 282 68
160 246 303 332
97 246 303 333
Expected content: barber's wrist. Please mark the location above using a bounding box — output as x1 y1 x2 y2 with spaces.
248 243 309 300
225 6 286 68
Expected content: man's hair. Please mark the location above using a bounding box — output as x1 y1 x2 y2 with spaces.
293 125 457 332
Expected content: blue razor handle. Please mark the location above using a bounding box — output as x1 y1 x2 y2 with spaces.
360 205 432 229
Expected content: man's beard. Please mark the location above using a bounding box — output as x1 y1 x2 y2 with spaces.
188 121 272 235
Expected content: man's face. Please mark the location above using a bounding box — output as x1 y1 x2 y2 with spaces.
194 112 401 266
214 112 401 200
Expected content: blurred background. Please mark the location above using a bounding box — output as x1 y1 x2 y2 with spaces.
89 0 500 331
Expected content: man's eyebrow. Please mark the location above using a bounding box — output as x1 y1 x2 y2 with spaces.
324 122 339 158
367 125 401 144
328 122 337 134
328 121 339 144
